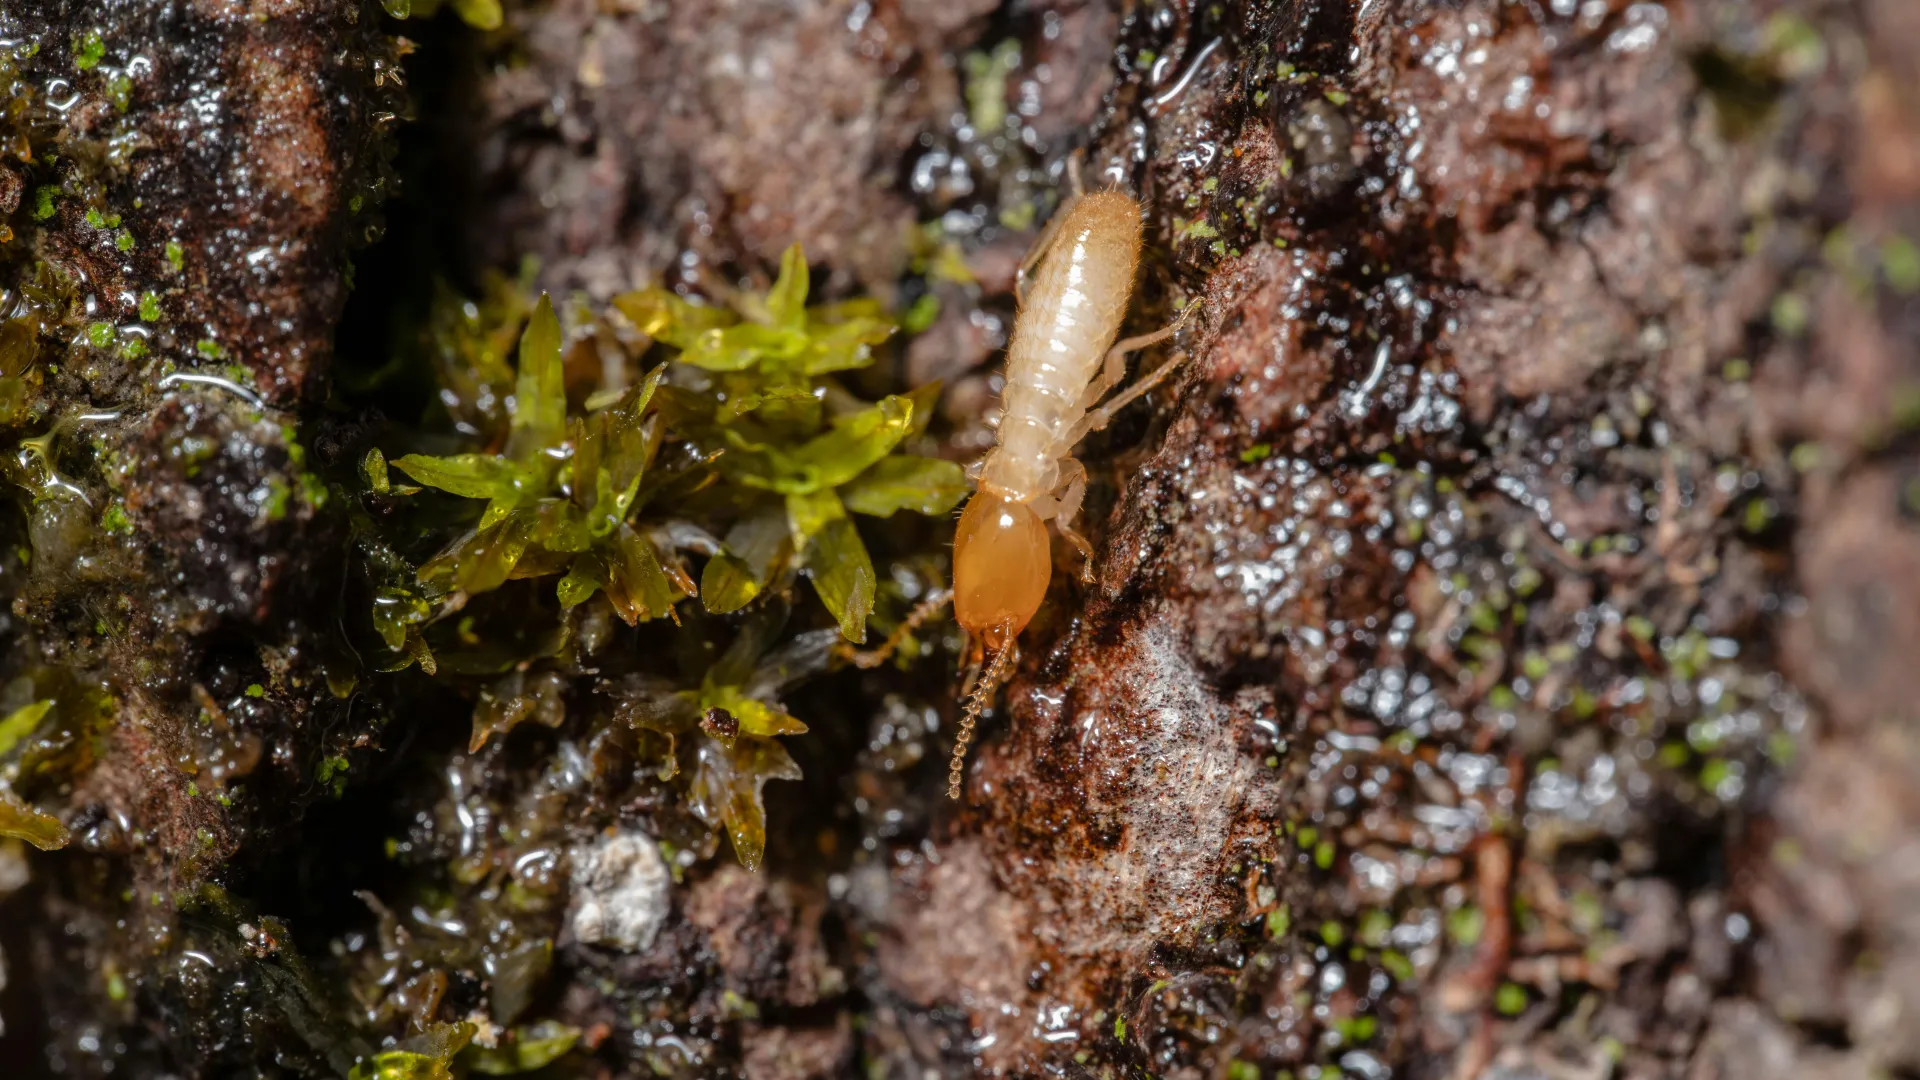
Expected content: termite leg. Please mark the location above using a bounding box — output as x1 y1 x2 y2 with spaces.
1067 302 1206 444
1052 458 1096 582
1073 336 1134 417
1072 351 1188 442
838 587 953 669
1066 146 1088 197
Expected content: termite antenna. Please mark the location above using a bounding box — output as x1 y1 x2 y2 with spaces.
839 588 953 669
948 636 1015 800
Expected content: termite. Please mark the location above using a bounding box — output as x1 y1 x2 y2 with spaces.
942 185 1198 799
838 180 1198 796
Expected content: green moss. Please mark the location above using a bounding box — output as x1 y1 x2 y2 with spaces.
463 1020 580 1075
1265 904 1291 939
0 699 53 758
384 0 503 31
1379 950 1414 982
361 244 957 872
901 293 939 334
261 477 292 521
315 754 350 796
963 40 1021 134
71 29 105 71
105 70 132 112
350 1022 474 1080
1446 905 1484 947
0 788 68 850
1883 236 1920 294
1180 219 1219 242
1330 1015 1375 1044
1770 292 1809 337
1493 982 1529 1016
1357 909 1393 948
100 502 133 535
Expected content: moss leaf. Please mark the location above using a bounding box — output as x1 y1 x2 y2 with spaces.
464 1020 581 1076
699 553 762 614
785 487 846 542
680 322 803 372
798 306 894 374
603 524 677 625
602 674 700 762
469 671 567 753
349 1021 476 1080
556 555 602 609
703 684 808 738
741 628 840 700
728 395 914 495
0 699 54 758
805 516 875 643
390 453 533 502
572 390 664 534
612 288 734 350
507 294 565 462
786 394 916 490
723 505 794 584
765 243 811 328
840 456 968 517
574 369 665 534
419 516 530 596
448 0 504 32
486 938 554 1027
0 787 67 850
689 735 803 872
371 587 431 651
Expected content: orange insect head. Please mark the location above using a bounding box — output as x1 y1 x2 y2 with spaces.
952 487 1050 651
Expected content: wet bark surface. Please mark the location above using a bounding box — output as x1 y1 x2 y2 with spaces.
1 0 1918 1078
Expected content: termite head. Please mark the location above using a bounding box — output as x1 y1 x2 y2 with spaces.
952 487 1050 652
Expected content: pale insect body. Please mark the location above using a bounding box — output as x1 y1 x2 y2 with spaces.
981 191 1143 505
942 189 1193 799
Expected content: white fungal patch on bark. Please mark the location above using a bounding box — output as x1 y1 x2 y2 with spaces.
569 827 671 952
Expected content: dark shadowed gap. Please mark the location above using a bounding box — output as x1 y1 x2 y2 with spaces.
329 12 485 423
222 6 488 970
